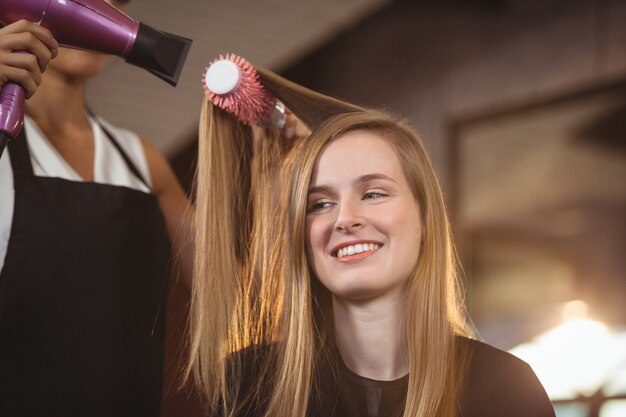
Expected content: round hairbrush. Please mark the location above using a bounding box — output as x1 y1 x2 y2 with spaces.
202 53 277 125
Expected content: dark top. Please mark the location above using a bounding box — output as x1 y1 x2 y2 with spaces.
0 127 170 417
222 338 556 417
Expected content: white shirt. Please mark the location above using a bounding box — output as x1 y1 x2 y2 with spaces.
0 115 152 272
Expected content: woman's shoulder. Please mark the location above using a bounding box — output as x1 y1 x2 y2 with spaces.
227 343 275 370
461 336 532 377
223 344 276 416
457 337 555 417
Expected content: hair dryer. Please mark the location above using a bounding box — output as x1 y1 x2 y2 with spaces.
0 0 193 157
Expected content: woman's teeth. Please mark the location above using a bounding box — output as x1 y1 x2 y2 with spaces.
337 243 380 258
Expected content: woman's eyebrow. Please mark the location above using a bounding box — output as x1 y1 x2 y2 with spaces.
308 185 333 195
308 173 397 195
355 173 397 184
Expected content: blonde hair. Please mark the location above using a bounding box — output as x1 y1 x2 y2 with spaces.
188 65 472 417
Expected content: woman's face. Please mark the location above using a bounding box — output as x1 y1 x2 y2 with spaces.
305 130 423 303
47 0 129 80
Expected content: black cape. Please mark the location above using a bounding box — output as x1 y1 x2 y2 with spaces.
220 338 555 417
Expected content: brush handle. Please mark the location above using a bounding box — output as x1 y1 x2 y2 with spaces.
0 82 25 142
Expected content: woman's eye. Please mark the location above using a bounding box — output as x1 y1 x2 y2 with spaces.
363 191 387 200
307 200 334 212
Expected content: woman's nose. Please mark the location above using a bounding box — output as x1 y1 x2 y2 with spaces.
334 199 364 232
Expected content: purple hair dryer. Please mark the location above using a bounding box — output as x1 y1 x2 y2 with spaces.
0 0 192 157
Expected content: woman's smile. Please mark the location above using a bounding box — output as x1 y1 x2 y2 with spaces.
332 241 382 258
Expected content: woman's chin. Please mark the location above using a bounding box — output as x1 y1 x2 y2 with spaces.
48 49 106 79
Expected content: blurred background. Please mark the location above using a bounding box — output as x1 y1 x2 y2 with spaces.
86 0 625 416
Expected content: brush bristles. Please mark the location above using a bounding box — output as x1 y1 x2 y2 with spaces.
202 53 276 125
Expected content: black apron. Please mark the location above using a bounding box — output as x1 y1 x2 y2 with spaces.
0 126 170 416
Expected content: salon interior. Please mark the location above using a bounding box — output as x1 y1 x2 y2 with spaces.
86 0 625 416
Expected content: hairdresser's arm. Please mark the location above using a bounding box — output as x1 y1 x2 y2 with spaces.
142 138 194 287
0 20 58 97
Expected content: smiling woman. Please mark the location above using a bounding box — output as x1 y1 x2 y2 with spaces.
305 129 423 305
189 55 557 417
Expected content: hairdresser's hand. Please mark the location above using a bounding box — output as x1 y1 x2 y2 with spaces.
0 20 59 98
251 107 311 143
282 108 310 141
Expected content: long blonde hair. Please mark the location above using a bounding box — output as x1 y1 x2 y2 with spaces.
188 64 472 417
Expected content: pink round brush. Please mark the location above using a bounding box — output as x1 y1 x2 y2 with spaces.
202 53 276 125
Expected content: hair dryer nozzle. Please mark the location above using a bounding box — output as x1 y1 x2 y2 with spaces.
126 23 192 87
